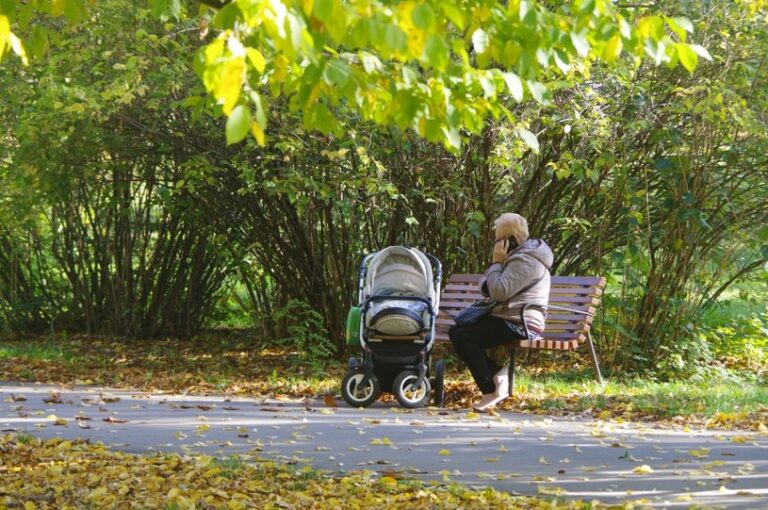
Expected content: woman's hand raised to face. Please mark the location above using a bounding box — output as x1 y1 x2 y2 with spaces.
492 239 508 264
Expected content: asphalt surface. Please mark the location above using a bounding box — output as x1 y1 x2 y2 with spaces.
2 381 767 509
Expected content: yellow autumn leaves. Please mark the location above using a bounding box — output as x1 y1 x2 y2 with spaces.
0 15 28 65
1 434 609 510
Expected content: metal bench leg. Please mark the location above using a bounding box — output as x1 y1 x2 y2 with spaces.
586 332 604 384
508 346 517 395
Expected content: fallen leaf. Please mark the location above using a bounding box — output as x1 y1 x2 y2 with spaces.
44 392 63 404
103 416 128 424
379 476 398 488
688 448 710 458
633 464 654 474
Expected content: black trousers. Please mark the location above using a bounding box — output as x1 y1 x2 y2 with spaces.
449 316 526 394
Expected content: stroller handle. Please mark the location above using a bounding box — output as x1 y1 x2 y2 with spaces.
423 252 443 311
357 253 376 304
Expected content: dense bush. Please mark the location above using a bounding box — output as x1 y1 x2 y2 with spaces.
1 1 765 373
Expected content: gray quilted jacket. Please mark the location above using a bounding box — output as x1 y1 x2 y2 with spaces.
479 239 553 333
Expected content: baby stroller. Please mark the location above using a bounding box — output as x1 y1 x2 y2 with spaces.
341 246 445 408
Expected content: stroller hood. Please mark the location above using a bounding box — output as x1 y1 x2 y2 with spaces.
364 246 435 306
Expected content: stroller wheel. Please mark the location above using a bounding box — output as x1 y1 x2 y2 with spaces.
393 370 431 409
432 360 445 407
341 370 380 408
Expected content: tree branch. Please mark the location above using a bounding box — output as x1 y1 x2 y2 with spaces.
702 259 767 309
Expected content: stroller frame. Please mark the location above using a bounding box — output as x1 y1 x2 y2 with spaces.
342 247 444 408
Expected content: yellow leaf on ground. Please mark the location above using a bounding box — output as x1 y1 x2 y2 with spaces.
688 448 710 458
537 485 567 496
380 476 397 487
633 464 654 474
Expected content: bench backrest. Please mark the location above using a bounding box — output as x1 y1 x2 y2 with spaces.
435 274 606 350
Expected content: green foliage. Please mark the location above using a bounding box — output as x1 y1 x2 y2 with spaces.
0 0 765 380
697 290 768 375
0 2 232 338
272 300 335 370
187 0 709 151
2 1 709 151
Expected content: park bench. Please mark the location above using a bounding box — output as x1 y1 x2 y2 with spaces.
435 274 606 393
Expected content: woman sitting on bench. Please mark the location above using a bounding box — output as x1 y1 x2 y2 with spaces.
449 213 553 412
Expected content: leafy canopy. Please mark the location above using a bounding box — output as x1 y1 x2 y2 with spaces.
1 0 710 150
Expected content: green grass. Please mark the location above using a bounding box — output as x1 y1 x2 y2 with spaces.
0 341 73 362
514 370 768 420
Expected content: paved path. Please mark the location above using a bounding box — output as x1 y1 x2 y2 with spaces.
2 382 767 509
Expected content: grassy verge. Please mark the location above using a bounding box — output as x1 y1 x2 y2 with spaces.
0 434 640 509
0 340 72 362
0 335 765 429
497 372 768 427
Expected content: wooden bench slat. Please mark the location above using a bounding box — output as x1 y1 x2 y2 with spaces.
545 313 595 323
435 326 586 340
433 334 583 350
438 303 597 316
445 283 603 295
438 298 600 312
440 291 600 303
447 274 484 283
551 276 606 287
519 338 580 350
446 274 606 287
